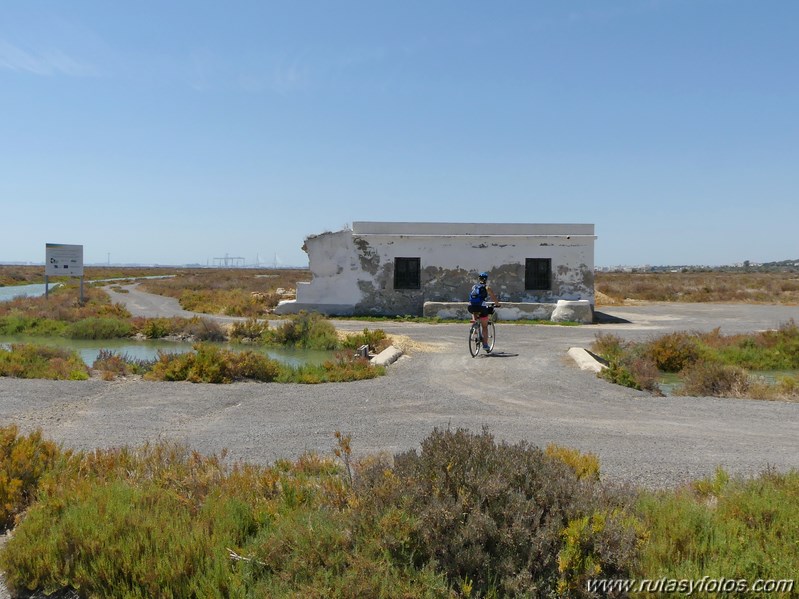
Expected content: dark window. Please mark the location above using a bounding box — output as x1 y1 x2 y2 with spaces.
525 258 551 290
394 257 421 290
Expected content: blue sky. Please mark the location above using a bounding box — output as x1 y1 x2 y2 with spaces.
1 0 796 268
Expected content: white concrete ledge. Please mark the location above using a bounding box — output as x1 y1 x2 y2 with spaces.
568 347 607 373
371 345 403 366
422 301 594 323
275 299 594 323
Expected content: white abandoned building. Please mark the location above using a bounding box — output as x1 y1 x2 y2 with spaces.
275 222 596 322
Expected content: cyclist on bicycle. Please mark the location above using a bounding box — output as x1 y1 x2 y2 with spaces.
468 272 501 351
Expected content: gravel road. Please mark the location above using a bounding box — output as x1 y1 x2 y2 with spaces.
1 287 797 489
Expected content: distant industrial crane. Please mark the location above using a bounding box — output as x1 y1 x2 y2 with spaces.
212 253 245 267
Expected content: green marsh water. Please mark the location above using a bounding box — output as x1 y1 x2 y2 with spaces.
0 335 332 368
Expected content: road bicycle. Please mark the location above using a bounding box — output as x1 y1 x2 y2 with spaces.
468 302 498 357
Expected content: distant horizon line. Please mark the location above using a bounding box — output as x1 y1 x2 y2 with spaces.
0 261 310 269
2 259 798 270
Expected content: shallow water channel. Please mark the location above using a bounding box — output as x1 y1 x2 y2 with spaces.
0 335 332 368
0 283 56 302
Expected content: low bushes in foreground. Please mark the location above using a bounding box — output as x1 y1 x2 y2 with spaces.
636 467 799 592
0 427 641 598
0 425 62 531
356 427 642 597
2 426 795 597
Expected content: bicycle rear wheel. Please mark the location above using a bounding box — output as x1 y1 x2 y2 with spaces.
486 321 496 352
468 322 481 357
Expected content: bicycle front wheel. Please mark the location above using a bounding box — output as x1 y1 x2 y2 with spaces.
486 321 496 352
468 323 481 357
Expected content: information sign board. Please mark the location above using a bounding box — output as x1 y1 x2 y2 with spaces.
45 243 84 276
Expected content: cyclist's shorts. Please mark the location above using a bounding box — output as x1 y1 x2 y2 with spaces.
468 305 494 318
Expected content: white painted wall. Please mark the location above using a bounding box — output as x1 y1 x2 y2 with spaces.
282 222 596 316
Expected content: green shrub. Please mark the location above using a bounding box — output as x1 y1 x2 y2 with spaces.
592 332 626 362
0 314 67 336
0 344 89 380
593 333 662 393
599 359 642 390
775 374 799 396
340 328 390 353
132 316 178 339
594 326 799 399
146 343 281 383
0 480 242 597
357 427 641 597
558 508 646 597
1 426 798 599
0 444 253 597
0 426 62 531
266 312 339 350
229 317 269 342
225 349 281 382
65 317 132 340
636 468 799 588
643 332 702 373
280 354 384 384
0 438 448 598
708 320 799 371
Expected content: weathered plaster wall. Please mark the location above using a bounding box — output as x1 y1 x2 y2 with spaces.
280 222 596 317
